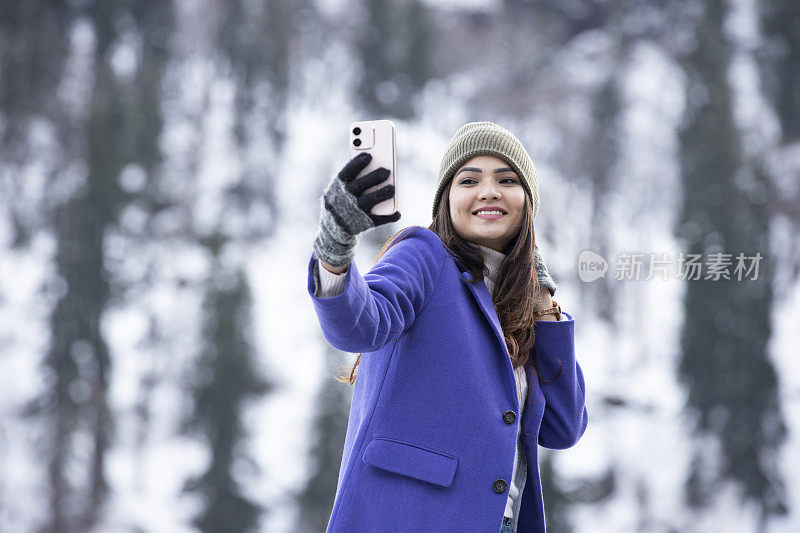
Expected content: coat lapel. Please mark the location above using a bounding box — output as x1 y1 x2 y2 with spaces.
460 271 507 354
453 256 509 359
454 254 533 418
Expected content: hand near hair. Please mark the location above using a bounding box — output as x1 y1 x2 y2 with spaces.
533 244 559 320
534 243 557 297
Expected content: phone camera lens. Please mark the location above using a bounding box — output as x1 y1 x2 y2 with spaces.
352 127 361 135
353 139 362 147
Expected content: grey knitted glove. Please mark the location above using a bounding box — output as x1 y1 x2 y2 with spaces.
534 243 557 296
313 152 401 268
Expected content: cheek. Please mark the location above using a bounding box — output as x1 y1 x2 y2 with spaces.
512 193 526 214
450 194 468 214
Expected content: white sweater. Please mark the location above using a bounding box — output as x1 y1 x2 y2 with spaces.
312 243 560 523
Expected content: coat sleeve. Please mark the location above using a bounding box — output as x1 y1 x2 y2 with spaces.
307 227 445 353
533 311 589 449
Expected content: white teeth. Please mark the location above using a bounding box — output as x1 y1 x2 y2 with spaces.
475 210 504 215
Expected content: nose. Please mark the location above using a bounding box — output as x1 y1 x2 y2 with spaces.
479 180 501 200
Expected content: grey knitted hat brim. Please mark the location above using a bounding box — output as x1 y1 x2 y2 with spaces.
432 121 540 221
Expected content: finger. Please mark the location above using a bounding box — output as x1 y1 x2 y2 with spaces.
356 184 395 211
347 167 390 196
338 152 372 183
370 211 401 226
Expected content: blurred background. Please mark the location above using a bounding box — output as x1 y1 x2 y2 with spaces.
1 0 799 531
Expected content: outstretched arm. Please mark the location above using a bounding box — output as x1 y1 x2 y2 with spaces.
307 227 445 353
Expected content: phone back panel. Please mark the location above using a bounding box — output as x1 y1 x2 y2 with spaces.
349 120 396 217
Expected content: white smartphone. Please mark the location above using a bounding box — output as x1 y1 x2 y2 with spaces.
349 119 397 217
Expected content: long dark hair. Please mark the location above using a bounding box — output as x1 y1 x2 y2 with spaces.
334 176 563 393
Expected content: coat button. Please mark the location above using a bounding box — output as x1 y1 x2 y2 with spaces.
493 479 507 493
503 410 516 424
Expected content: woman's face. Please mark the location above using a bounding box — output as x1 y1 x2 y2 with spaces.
448 154 526 253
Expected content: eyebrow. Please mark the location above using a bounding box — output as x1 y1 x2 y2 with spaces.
456 166 515 175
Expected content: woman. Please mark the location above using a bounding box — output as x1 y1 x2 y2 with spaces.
307 121 588 533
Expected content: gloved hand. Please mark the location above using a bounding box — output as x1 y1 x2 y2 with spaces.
313 152 401 268
534 243 557 297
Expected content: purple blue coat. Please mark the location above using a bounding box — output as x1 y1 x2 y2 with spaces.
307 226 588 532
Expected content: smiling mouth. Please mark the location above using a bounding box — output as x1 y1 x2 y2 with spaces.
472 208 508 215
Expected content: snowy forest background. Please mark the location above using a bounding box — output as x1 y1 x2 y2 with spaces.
1 0 799 531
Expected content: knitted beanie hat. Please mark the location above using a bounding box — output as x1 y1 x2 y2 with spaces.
432 121 540 220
